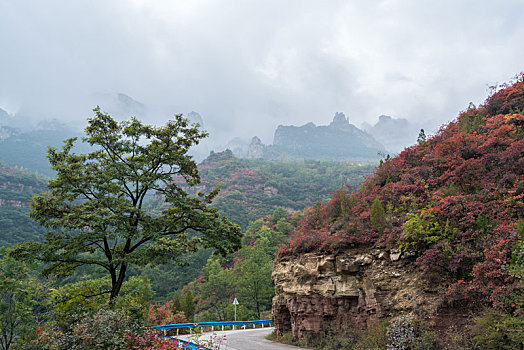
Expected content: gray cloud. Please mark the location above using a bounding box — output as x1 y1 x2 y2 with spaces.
1 0 523 145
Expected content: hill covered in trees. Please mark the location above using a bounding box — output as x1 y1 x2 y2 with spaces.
273 76 524 348
0 163 47 246
179 150 375 229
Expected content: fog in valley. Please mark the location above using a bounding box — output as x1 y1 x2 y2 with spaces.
1 1 524 155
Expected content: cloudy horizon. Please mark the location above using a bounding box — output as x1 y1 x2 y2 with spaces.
1 0 523 146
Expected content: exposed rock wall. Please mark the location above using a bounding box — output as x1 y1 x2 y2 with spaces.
272 247 440 340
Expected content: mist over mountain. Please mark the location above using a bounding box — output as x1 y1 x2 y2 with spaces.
1 89 446 165
227 112 386 162
222 137 250 158
92 92 147 121
362 115 420 154
0 108 9 124
1 93 436 168
0 120 85 177
0 107 28 130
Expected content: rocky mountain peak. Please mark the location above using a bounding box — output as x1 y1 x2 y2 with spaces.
187 111 204 128
330 112 349 127
378 114 392 122
247 136 265 159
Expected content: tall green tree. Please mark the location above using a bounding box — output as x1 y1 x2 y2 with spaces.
195 258 236 321
11 109 241 304
181 290 196 321
235 244 273 319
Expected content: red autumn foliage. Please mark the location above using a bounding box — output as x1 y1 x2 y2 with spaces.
278 76 524 310
147 300 188 327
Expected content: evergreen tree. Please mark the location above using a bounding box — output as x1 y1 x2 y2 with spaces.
370 198 386 232
182 290 196 321
417 128 427 144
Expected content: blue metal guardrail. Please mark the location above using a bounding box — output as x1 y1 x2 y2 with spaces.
151 319 272 331
151 319 273 349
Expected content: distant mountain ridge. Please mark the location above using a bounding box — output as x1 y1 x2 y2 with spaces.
242 112 386 162
0 121 86 177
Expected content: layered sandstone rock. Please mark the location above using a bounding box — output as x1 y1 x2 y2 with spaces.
271 247 441 339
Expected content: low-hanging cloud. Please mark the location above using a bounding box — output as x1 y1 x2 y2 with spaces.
1 0 523 145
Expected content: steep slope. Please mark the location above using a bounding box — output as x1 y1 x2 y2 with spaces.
272 77 524 342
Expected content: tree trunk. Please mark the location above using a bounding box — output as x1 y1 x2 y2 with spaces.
109 263 127 307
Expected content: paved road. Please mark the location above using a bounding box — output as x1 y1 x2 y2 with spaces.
177 327 304 350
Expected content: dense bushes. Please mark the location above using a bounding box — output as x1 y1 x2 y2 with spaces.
467 309 524 349
27 309 176 350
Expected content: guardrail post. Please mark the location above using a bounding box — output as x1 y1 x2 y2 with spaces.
177 329 179 336
212 326 214 332
222 325 224 331
262 323 264 328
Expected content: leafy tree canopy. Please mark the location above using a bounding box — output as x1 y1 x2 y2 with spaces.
11 108 242 303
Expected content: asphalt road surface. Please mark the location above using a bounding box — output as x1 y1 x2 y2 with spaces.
178 327 304 350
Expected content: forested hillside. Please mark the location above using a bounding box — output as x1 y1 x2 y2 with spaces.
180 150 375 229
0 163 46 246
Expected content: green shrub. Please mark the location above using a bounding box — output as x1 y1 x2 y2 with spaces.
266 330 299 346
400 210 456 251
468 309 524 350
47 276 153 328
370 198 386 232
412 330 440 350
354 319 389 350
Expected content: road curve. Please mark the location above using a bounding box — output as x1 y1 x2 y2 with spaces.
177 327 304 350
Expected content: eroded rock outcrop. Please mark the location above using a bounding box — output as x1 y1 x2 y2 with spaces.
272 247 440 340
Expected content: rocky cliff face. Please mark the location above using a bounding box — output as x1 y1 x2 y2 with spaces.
247 136 265 158
272 247 441 340
271 112 385 161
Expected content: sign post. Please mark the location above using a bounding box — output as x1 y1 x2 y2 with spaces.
233 297 239 323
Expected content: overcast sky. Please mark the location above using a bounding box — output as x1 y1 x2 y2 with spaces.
1 0 523 145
